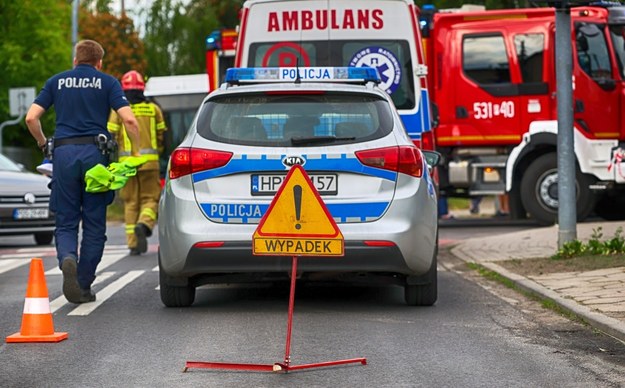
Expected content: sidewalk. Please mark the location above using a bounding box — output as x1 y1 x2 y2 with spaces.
449 215 625 343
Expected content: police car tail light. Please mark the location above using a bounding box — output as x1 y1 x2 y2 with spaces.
169 147 233 179
355 146 424 178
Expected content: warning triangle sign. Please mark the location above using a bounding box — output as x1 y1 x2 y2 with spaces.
255 165 341 238
253 165 344 257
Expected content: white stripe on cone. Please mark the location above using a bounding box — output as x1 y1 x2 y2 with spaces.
23 297 52 314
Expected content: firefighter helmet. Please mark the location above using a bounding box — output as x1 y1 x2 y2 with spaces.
121 70 145 91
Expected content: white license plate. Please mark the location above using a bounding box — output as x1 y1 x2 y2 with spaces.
252 173 338 195
13 208 49 220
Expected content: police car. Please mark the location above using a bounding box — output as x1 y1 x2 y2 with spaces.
158 67 440 307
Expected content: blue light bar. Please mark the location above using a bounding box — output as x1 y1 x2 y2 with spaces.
224 67 381 84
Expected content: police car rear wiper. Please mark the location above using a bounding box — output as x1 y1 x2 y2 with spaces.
290 135 356 146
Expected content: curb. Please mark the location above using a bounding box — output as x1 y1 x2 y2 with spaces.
478 261 625 343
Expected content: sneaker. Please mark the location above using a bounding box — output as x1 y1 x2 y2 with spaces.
61 256 81 303
134 223 150 254
78 288 96 303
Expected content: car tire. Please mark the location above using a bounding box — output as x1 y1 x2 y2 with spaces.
520 153 596 226
158 257 195 307
34 232 54 245
404 239 438 306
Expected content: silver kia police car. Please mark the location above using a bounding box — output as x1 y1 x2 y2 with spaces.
158 67 440 307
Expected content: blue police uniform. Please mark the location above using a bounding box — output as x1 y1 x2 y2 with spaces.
34 64 129 290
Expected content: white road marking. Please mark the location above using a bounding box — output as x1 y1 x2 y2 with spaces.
0 259 29 275
50 271 116 313
45 251 128 276
68 270 144 316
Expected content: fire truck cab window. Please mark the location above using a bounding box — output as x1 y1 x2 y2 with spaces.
576 22 612 79
463 35 510 84
514 33 545 83
609 25 625 79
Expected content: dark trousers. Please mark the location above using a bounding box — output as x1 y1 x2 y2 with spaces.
50 144 113 289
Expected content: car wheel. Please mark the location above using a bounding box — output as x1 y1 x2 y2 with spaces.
158 258 195 307
34 232 54 245
404 243 438 306
520 153 596 226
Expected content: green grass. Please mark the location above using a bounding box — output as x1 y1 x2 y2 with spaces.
106 197 125 222
466 262 587 325
448 197 470 210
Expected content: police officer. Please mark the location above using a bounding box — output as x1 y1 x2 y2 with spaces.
107 70 167 255
25 40 141 304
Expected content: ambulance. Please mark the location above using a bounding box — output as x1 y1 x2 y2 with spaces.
234 0 435 151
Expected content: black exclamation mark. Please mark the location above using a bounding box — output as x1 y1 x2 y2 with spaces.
293 185 302 230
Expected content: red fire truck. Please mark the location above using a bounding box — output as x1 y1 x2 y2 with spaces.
421 4 625 224
205 28 238 92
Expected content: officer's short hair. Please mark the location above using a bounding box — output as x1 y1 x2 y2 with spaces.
75 40 105 66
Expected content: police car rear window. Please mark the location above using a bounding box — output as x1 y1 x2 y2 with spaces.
195 93 394 146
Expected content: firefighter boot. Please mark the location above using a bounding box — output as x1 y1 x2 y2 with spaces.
134 223 151 254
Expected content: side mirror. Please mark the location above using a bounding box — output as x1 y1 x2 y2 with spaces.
422 150 442 168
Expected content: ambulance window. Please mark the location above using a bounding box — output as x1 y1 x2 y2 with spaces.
576 23 611 79
342 42 415 110
514 33 544 83
248 41 415 110
463 35 511 84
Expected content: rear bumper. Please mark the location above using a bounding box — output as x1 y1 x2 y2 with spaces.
162 241 420 286
0 222 55 236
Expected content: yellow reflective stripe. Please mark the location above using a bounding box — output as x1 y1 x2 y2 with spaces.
125 224 136 234
119 154 159 161
150 116 157 150
141 208 157 221
107 122 121 132
156 121 166 131
119 149 157 156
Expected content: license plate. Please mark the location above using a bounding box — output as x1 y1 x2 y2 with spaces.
13 208 49 220
252 173 338 195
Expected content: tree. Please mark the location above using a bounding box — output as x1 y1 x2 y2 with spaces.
142 0 243 76
0 0 72 148
142 0 186 76
79 8 147 79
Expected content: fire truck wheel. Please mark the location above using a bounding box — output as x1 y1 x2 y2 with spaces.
520 153 595 226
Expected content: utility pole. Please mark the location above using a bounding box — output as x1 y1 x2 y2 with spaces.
553 0 577 247
72 0 79 61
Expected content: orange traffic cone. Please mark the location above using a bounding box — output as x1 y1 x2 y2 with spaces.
6 258 68 343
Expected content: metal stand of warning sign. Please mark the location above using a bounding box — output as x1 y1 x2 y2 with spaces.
184 165 366 373
183 256 367 373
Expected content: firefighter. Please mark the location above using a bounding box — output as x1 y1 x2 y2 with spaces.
107 70 167 255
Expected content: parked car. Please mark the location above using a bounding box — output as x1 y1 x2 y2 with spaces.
0 153 54 245
158 67 440 307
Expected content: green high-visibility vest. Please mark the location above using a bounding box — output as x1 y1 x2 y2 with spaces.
85 156 148 193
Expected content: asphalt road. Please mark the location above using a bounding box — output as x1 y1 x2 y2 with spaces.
1 221 624 386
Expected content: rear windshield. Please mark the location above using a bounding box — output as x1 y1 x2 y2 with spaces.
195 92 394 146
